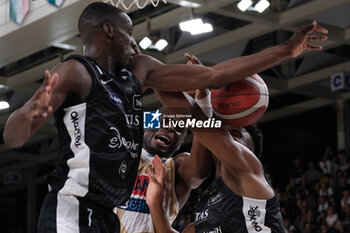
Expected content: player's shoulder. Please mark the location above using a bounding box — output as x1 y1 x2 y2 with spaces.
52 58 89 78
173 152 190 168
52 57 92 95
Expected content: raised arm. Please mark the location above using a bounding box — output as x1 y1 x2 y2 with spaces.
3 60 90 148
146 155 196 233
141 22 327 91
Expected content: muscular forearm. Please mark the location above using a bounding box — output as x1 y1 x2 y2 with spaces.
3 106 34 148
179 138 212 190
149 204 179 233
147 44 290 91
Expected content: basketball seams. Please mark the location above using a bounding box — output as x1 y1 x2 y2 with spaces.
211 75 269 126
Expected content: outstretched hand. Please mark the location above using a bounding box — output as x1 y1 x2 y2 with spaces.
28 70 59 119
146 155 165 208
286 21 328 58
185 53 203 65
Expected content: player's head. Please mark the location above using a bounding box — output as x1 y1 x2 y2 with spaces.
143 126 188 158
245 124 263 159
225 123 263 159
78 2 135 68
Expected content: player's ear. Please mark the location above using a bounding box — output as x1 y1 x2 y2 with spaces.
103 23 114 40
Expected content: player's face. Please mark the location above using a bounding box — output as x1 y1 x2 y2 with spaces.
113 13 136 68
225 125 254 153
143 127 187 158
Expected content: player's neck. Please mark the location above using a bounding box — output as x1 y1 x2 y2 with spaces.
84 44 120 75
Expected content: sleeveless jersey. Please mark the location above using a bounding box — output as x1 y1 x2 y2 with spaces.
195 177 284 233
116 149 179 233
48 55 143 208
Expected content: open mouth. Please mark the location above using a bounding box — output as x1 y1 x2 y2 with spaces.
154 135 171 146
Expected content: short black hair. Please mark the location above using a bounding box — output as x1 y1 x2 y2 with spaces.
245 124 263 159
78 2 124 39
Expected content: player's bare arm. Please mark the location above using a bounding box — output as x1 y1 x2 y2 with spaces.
147 155 196 233
3 60 91 148
136 22 327 91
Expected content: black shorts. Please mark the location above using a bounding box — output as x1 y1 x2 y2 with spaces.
38 191 120 233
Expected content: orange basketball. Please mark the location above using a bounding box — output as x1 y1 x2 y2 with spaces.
211 74 269 127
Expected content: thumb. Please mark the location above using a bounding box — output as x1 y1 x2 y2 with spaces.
301 21 317 35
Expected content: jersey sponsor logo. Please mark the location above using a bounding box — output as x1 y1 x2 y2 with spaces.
125 114 140 127
144 110 161 129
109 93 123 106
118 175 151 213
203 227 222 233
195 209 209 222
119 160 128 179
133 175 149 196
208 190 222 206
118 197 150 214
70 111 82 147
109 127 140 152
133 95 142 110
248 205 262 232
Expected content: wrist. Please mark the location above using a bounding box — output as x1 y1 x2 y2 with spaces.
148 202 163 211
280 41 294 57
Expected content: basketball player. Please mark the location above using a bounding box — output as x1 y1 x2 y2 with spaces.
146 90 285 233
117 122 213 233
2 2 327 233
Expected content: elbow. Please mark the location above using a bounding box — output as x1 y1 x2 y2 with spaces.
4 140 23 149
3 134 24 149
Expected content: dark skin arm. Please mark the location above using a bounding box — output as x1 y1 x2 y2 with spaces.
172 54 214 209
147 90 272 233
3 60 91 148
133 22 327 91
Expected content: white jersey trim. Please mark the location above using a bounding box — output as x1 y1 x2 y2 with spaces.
56 193 80 233
242 196 271 233
59 103 90 197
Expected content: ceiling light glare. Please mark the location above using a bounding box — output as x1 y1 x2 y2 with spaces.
179 19 203 32
178 0 201 8
155 39 168 51
139 37 152 50
255 0 270 13
0 101 9 110
190 23 213 35
179 18 213 35
237 0 253 12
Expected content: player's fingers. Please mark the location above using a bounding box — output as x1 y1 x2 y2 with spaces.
313 25 328 34
43 70 51 86
308 35 328 41
50 73 59 90
306 44 323 50
154 155 164 172
300 22 316 35
184 53 192 59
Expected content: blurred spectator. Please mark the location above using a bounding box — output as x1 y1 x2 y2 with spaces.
292 158 305 184
305 161 323 185
326 207 339 228
319 196 329 212
319 146 338 176
340 190 350 209
320 182 334 197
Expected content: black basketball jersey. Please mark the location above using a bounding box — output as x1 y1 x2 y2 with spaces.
194 177 284 233
48 55 143 208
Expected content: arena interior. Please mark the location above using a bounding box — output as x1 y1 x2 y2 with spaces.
0 0 349 232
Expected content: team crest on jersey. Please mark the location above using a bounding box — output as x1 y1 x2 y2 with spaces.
109 93 123 106
119 160 128 179
133 95 142 110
